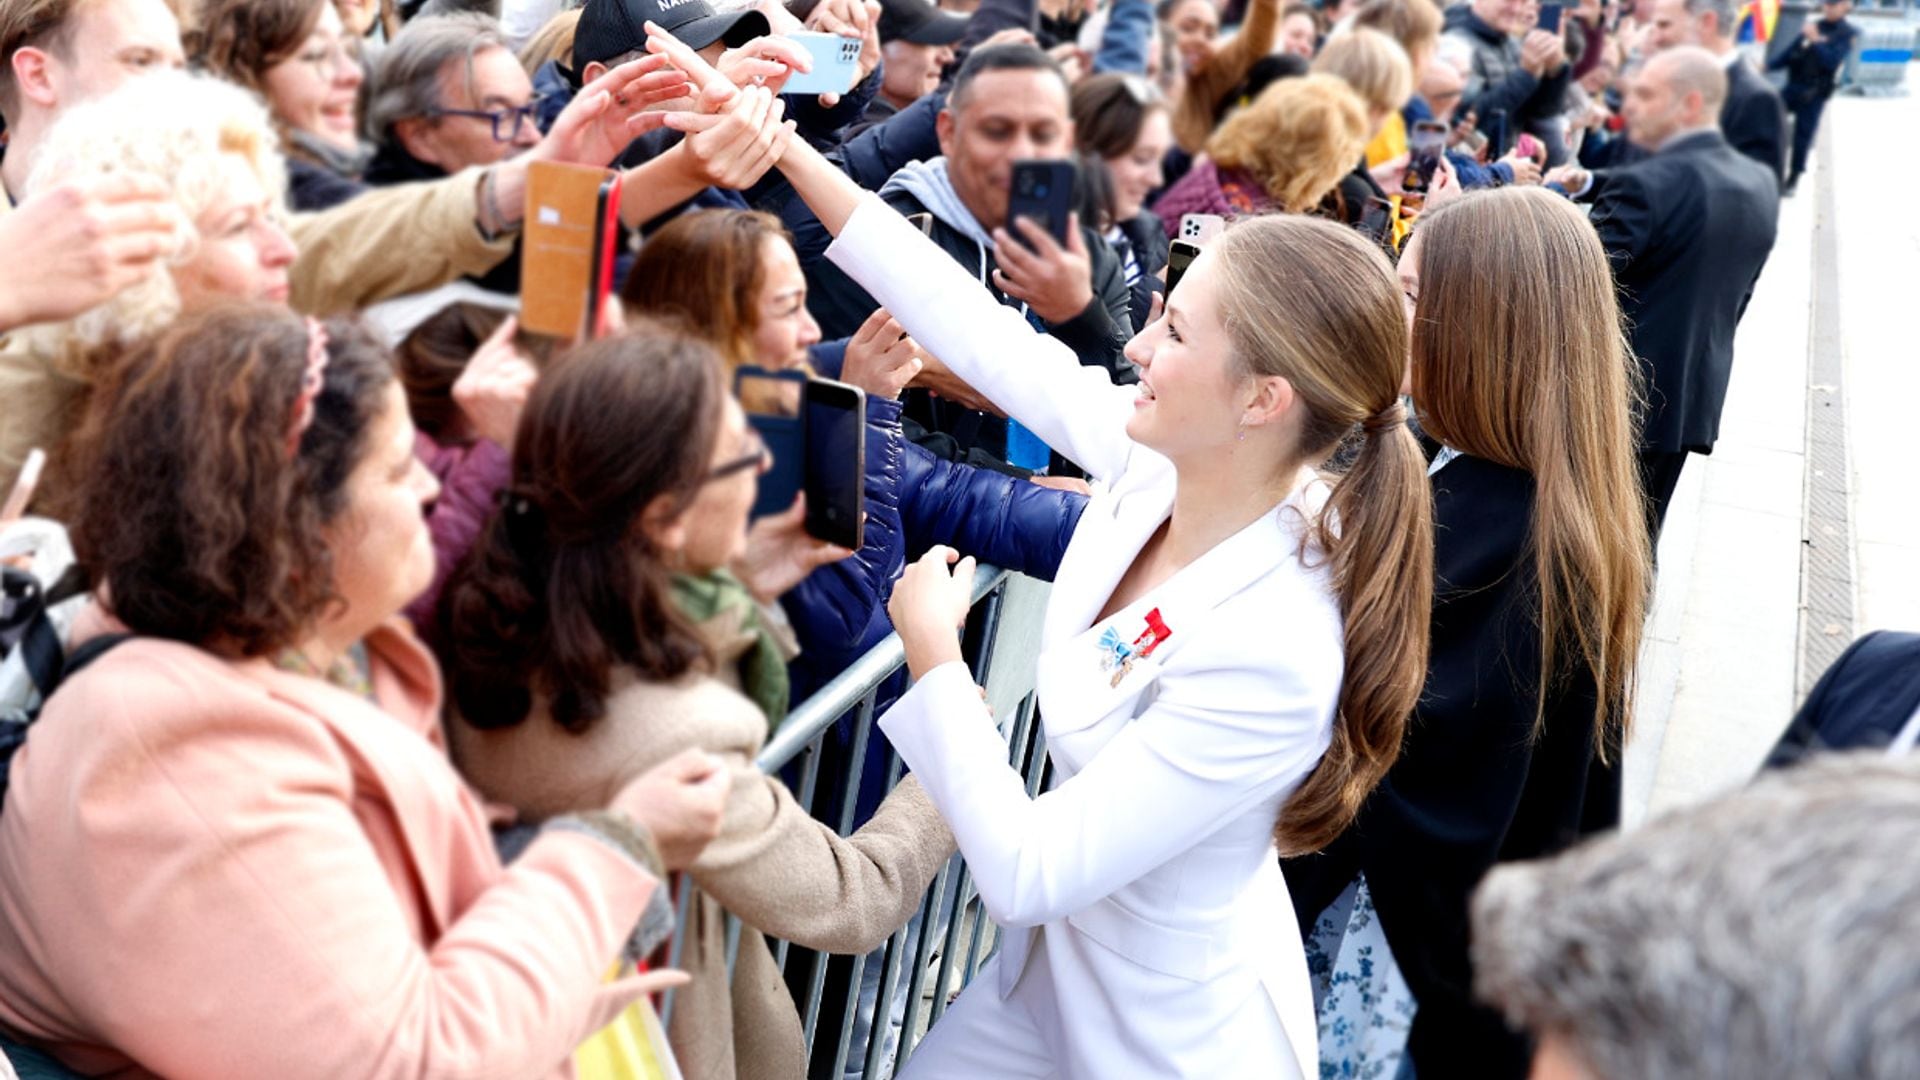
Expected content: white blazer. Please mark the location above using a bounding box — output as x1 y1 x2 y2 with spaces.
831 200 1344 1079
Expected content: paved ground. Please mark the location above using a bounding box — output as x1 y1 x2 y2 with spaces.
1626 89 1920 825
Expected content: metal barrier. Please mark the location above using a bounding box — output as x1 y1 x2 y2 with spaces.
659 566 1051 1079
1844 17 1916 94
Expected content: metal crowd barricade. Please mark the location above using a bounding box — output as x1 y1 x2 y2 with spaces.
658 566 1053 1079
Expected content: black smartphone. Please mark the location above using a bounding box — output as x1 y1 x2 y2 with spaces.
1006 160 1077 249
735 367 807 520
1165 239 1201 294
1538 2 1563 32
1403 120 1448 194
1488 108 1510 160
802 378 866 550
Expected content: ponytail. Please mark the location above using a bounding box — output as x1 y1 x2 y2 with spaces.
1277 405 1434 855
1209 215 1435 857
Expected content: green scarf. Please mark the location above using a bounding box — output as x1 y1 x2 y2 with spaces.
671 570 792 731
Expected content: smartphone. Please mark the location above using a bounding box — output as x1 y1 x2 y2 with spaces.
1488 108 1510 160
1537 2 1563 32
1177 213 1227 245
1006 160 1077 249
1403 120 1448 194
803 378 866 550
1165 239 1201 294
522 161 623 341
735 367 808 520
782 31 862 97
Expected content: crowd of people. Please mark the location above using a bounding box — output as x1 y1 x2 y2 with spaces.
0 0 1895 1074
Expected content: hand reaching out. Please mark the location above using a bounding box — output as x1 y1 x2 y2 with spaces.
533 54 691 168
610 747 732 870
889 546 977 681
733 494 853 603
452 315 539 448
842 308 923 400
0 174 183 333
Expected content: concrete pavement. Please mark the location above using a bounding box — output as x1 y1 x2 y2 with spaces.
1625 91 1920 824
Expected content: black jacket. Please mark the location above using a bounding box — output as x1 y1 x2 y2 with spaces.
1723 58 1789 184
1283 454 1620 1078
1766 631 1920 768
1591 129 1778 455
1770 17 1859 103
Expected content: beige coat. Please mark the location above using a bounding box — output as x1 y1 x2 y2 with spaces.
449 648 956 1080
0 167 513 498
0 614 663 1078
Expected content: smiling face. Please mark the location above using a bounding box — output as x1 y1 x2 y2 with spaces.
1107 107 1170 222
937 67 1074 233
261 2 364 154
1167 0 1219 73
1120 248 1254 458
172 151 299 309
1280 11 1320 57
321 381 442 635
750 235 823 371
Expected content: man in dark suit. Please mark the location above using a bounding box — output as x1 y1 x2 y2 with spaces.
1554 48 1780 530
1767 632 1920 767
1648 0 1788 181
1555 0 1788 188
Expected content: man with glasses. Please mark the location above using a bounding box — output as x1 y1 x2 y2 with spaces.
367 13 545 188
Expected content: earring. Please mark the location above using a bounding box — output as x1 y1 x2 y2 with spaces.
1236 422 1249 443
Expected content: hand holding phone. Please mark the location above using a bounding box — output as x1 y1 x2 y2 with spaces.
1006 160 1077 247
782 31 862 97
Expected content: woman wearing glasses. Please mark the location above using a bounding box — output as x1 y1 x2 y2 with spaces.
438 325 956 1080
188 0 373 210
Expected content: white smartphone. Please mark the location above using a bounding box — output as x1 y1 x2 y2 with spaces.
1178 213 1227 245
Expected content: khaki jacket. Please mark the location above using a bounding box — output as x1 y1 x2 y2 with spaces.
0 167 513 499
449 655 956 1080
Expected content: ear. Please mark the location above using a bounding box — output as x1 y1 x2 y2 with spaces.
583 60 610 84
11 46 59 109
393 116 446 169
638 491 691 554
1242 374 1296 429
935 107 955 159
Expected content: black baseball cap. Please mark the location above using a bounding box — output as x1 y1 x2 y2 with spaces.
573 0 771 69
878 0 970 46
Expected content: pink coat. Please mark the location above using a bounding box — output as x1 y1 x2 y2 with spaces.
0 613 660 1079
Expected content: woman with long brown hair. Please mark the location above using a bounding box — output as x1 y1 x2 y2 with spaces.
647 24 1435 1078
438 326 955 1080
1284 186 1652 1078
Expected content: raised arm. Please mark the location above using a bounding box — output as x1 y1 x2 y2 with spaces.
650 23 1142 482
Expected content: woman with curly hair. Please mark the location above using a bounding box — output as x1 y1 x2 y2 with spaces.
1151 73 1373 235
0 303 729 1077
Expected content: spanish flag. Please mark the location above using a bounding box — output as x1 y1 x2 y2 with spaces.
1739 0 1781 43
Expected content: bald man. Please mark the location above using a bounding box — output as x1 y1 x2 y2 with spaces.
1584 47 1779 532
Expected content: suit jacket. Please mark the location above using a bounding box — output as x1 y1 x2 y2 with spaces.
1591 129 1779 455
833 199 1335 1079
448 655 953 1080
0 614 659 1079
1766 631 1920 768
1282 455 1619 1078
1579 59 1786 199
1723 58 1789 185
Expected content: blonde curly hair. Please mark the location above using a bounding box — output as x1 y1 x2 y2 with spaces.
22 70 288 361
1205 74 1370 212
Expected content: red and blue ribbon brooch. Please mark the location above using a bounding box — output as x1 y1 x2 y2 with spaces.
1096 608 1173 688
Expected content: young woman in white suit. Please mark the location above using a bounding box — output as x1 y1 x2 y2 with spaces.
646 29 1437 1079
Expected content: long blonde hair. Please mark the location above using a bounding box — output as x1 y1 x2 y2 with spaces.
1212 215 1435 855
1411 188 1651 755
1206 75 1370 212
